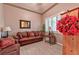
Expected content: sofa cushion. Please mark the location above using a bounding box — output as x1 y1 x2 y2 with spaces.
20 38 28 41
21 32 28 38
21 36 42 41
38 32 42 36
17 32 23 39
0 37 15 49
20 37 36 42
37 36 42 38
28 32 35 37
34 32 39 36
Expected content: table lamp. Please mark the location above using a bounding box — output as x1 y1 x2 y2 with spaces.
3 26 11 37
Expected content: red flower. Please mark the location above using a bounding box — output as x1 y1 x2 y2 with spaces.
68 24 77 35
57 15 79 35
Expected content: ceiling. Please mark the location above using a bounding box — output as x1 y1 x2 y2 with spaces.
4 3 58 15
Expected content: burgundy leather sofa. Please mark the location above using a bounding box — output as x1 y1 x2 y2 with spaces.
16 31 44 46
0 37 20 55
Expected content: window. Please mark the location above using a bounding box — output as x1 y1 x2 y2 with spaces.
45 15 61 32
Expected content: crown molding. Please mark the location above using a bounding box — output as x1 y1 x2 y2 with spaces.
4 3 42 15
41 3 58 15
4 3 58 15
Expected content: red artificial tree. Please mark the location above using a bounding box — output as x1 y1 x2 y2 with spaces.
57 15 79 35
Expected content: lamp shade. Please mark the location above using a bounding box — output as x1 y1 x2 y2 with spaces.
3 27 11 31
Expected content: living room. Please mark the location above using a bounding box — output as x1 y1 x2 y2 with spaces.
0 3 79 55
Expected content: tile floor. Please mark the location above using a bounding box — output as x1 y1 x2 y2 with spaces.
20 41 62 55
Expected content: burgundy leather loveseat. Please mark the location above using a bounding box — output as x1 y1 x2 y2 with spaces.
0 37 20 55
16 31 44 46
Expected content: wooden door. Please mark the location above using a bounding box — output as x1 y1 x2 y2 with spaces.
74 35 79 54
63 35 76 55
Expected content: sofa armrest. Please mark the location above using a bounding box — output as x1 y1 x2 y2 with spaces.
12 35 19 39
11 35 20 44
15 39 19 44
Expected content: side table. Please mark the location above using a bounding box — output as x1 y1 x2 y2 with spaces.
44 34 56 45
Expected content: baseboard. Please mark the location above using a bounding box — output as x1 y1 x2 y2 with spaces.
57 42 63 46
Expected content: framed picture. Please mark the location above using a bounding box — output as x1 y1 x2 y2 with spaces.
20 20 31 29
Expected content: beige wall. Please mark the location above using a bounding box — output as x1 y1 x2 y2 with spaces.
0 4 4 28
0 4 4 38
3 5 42 35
